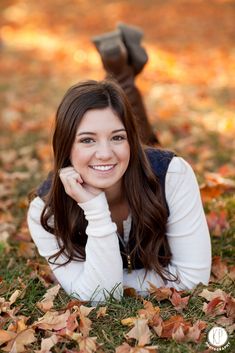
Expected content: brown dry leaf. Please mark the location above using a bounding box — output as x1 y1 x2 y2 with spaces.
96 306 107 318
121 317 137 327
198 288 228 302
78 305 95 337
152 315 163 337
67 311 79 332
186 320 207 343
171 323 185 342
17 241 35 258
77 335 97 353
203 297 226 316
124 287 139 298
33 310 70 331
66 299 84 310
206 210 229 236
9 290 21 305
147 283 172 301
138 301 161 327
200 173 235 202
216 317 235 334
37 284 61 312
116 343 158 353
160 315 190 339
116 342 132 353
125 318 151 346
34 333 59 353
169 289 190 311
7 315 28 333
27 260 57 287
0 290 21 314
225 296 235 319
0 330 16 345
1 328 36 352
211 256 228 280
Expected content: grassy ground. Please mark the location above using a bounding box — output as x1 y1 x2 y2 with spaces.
1 0 235 352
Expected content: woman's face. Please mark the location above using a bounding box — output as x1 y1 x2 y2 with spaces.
70 107 130 194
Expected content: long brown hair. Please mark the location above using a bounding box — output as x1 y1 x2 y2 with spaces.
41 79 176 282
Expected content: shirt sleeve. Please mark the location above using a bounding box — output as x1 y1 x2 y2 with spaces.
123 156 212 292
27 193 123 302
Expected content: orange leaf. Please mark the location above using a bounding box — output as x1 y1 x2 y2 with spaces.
0 330 16 345
17 241 35 258
147 283 172 301
169 289 190 311
203 297 226 316
160 315 190 339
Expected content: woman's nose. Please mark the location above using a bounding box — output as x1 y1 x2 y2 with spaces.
95 141 113 160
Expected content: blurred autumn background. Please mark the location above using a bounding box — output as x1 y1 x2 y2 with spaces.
0 0 235 352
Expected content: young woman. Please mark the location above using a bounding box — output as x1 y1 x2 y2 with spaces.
27 79 211 302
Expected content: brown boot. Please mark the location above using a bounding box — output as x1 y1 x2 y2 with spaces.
117 22 148 76
92 29 159 145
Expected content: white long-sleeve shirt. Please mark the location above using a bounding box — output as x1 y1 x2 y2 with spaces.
27 157 212 302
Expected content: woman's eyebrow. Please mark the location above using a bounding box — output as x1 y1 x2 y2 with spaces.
76 128 126 136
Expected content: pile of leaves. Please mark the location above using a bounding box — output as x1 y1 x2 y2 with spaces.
0 271 234 353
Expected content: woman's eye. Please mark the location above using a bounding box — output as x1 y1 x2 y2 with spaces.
112 135 126 141
80 138 95 144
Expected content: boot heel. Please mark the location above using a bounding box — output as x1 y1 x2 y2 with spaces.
117 22 148 75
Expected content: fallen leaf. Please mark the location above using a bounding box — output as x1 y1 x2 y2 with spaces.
37 284 61 312
77 335 97 353
121 317 137 327
186 320 207 343
169 289 190 311
0 330 16 345
147 283 172 301
198 288 228 302
78 305 95 337
225 296 235 319
9 290 21 305
34 333 59 353
125 318 151 346
211 256 228 280
160 315 190 339
96 306 107 318
203 297 226 316
1 328 36 352
171 323 185 342
17 241 35 258
33 310 70 331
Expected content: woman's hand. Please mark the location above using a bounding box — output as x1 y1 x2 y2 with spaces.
59 167 102 203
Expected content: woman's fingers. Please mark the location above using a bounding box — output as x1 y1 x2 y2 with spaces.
58 166 101 203
59 167 83 183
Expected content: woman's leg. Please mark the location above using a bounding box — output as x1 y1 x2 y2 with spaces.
92 24 159 145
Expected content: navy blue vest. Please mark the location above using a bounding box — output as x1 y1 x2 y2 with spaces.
36 148 175 270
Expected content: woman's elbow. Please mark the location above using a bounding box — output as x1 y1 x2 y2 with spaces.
179 266 211 290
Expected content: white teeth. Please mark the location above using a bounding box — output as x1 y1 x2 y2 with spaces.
92 165 114 171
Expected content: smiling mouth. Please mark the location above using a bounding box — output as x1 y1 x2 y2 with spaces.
89 164 116 171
